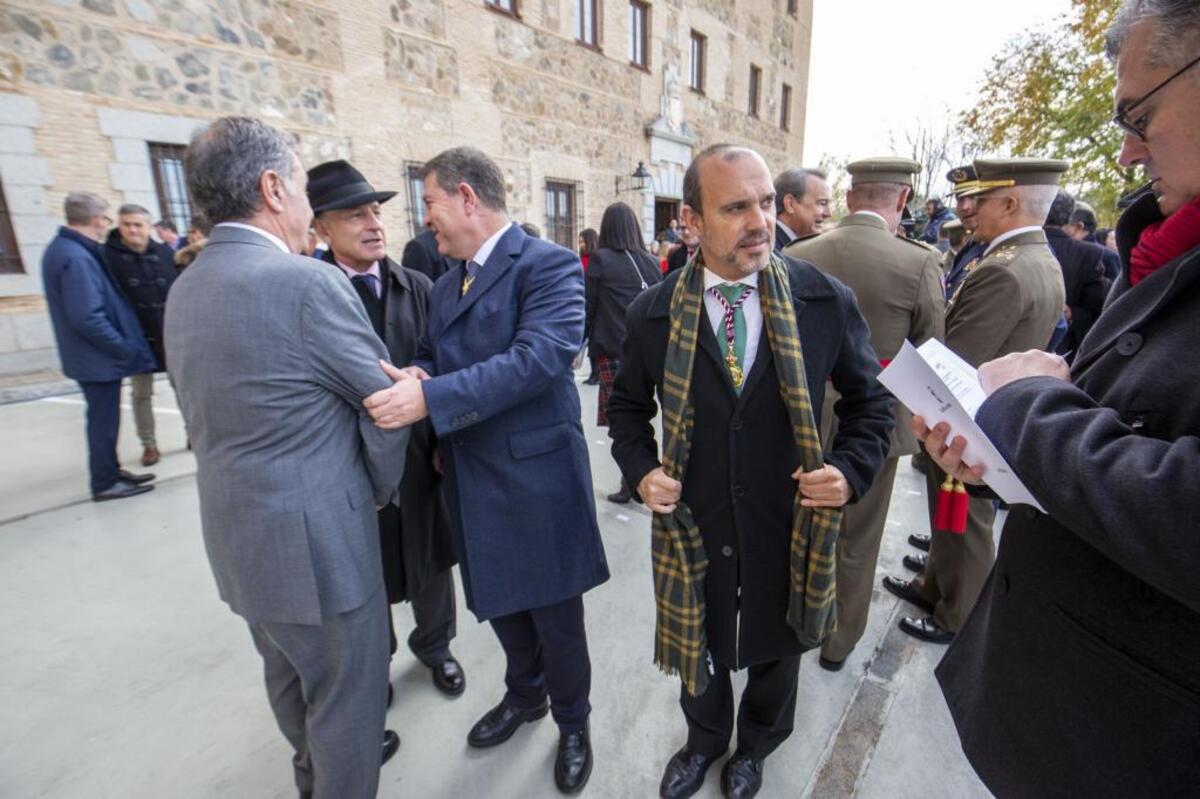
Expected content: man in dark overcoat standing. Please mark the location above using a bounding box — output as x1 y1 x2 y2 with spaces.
607 144 892 799
361 147 609 795
307 160 464 701
913 5 1200 795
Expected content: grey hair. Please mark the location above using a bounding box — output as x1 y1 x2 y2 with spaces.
117 203 152 219
1105 0 1200 69
1012 184 1059 224
848 181 908 210
420 147 508 212
185 117 297 224
774 167 827 213
63 191 108 225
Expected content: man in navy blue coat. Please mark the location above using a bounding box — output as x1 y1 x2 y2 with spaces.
363 147 608 794
42 192 157 500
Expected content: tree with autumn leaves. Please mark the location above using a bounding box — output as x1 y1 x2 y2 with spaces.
960 0 1139 224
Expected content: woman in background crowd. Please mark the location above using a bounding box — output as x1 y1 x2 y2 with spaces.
583 202 661 503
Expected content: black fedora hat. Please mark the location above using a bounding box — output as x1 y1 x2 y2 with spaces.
307 159 397 214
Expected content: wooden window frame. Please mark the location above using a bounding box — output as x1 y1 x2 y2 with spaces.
689 30 706 94
628 0 650 71
748 64 762 118
148 142 192 232
576 0 601 49
0 178 24 274
485 0 520 19
544 180 578 251
780 83 793 131
406 163 426 240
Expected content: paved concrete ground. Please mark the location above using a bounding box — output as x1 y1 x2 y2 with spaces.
0 375 992 798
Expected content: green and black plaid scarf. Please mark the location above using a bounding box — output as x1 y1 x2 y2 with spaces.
653 251 842 697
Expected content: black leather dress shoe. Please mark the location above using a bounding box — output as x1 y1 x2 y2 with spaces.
881 576 934 613
467 699 549 748
382 730 400 764
908 532 931 552
659 748 721 799
818 655 846 672
432 658 465 696
93 480 155 502
902 552 928 573
118 469 155 485
606 480 632 504
555 722 592 794
720 751 763 799
899 615 955 644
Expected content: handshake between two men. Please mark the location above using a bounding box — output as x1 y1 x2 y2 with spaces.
364 360 432 429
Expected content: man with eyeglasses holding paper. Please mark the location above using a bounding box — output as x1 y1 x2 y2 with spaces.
914 2 1200 795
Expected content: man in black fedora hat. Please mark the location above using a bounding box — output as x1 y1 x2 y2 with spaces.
307 159 466 706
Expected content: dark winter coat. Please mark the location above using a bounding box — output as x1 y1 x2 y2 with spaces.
583 247 661 359
103 229 177 370
607 256 893 668
936 192 1200 797
1043 226 1111 358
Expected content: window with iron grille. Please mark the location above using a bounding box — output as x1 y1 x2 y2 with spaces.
781 83 793 131
486 0 519 16
577 0 599 46
0 178 24 274
545 181 576 250
407 164 426 240
629 1 649 69
689 31 706 93
148 142 192 232
748 65 762 118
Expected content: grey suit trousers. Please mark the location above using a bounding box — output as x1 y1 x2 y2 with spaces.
248 586 389 798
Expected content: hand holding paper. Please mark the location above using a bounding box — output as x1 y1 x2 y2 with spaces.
877 339 1045 512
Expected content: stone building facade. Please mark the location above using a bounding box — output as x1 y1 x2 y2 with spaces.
0 0 812 377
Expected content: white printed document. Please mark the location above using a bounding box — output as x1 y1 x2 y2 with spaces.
877 339 1045 512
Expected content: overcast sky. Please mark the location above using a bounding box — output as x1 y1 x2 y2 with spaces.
802 0 1075 187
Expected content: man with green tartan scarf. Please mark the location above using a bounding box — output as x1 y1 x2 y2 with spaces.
608 145 893 799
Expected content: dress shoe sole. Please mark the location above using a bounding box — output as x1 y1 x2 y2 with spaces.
93 485 155 501
818 655 845 672
881 578 935 614
467 704 549 748
898 618 955 644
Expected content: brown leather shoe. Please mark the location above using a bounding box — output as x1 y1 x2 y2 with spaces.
141 446 160 466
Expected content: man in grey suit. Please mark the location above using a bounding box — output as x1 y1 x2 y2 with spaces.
164 117 410 798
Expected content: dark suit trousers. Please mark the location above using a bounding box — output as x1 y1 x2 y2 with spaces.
248 586 389 799
77 380 122 493
376 503 456 666
680 656 801 761
489 594 591 733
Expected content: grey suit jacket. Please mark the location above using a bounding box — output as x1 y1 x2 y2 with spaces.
164 225 410 625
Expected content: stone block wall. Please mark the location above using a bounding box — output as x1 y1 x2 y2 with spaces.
0 0 811 377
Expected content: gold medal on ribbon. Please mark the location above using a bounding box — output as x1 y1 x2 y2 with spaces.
726 349 744 388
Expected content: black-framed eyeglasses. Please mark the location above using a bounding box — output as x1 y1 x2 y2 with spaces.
1111 52 1200 141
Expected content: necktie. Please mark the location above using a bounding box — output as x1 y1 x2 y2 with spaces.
461 260 480 297
710 282 754 391
351 274 383 335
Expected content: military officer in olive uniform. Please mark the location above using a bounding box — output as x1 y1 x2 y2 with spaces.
941 165 988 301
884 158 1068 643
786 158 945 670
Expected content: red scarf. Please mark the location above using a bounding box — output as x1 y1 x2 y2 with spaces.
1129 195 1200 286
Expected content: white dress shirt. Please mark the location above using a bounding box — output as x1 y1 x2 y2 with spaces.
702 269 762 375
984 225 1043 255
215 222 290 254
470 222 515 268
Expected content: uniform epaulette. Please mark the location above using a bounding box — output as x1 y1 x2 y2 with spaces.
982 244 1019 266
898 237 938 253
